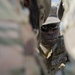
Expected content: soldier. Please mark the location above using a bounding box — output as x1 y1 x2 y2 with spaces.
37 16 69 75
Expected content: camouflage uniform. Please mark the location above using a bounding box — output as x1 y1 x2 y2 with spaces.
0 0 50 75
38 36 69 75
0 0 32 75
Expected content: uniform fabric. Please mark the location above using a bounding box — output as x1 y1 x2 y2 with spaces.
38 36 69 75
